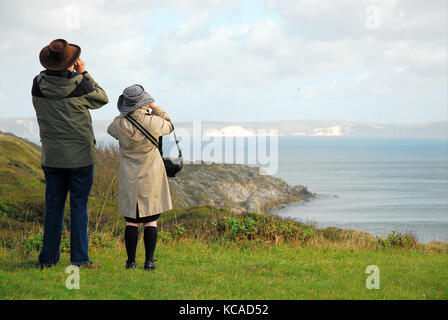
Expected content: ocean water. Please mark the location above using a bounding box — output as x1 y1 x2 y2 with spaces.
271 137 448 243
155 135 448 243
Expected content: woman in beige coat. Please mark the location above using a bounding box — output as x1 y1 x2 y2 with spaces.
107 84 173 271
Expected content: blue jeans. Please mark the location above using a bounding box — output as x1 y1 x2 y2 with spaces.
38 165 94 266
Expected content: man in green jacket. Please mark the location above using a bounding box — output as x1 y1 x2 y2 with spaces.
32 39 109 269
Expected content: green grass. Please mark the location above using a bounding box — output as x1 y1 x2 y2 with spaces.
1 132 447 300
1 240 447 300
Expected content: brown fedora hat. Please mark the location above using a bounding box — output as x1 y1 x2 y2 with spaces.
39 39 81 71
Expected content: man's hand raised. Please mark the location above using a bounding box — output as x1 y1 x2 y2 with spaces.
74 58 86 73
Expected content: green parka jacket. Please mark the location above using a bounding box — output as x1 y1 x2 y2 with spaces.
31 70 109 168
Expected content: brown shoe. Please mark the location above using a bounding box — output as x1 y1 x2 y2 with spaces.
77 261 101 269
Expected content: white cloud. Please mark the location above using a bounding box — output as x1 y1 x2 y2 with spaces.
330 74 371 97
299 86 318 99
150 18 369 86
0 0 445 123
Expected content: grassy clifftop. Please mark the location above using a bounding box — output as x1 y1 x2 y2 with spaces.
2 239 448 300
1 132 447 300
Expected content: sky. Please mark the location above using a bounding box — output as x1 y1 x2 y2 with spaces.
0 0 446 124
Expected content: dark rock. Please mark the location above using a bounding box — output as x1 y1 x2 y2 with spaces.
169 163 314 213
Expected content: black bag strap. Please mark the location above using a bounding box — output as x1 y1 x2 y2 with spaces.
170 121 183 158
125 115 160 150
125 114 183 158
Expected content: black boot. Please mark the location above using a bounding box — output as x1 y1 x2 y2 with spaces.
144 226 158 271
144 260 156 271
124 225 138 269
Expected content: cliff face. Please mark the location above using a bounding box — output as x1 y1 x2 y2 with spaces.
169 162 315 213
0 132 314 222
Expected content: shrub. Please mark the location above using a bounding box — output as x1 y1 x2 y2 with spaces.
0 200 16 218
173 224 186 239
378 230 417 249
217 216 258 240
214 213 315 243
299 227 316 240
158 231 172 242
22 232 43 253
89 231 116 249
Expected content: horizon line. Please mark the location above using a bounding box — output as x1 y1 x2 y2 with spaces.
0 116 447 125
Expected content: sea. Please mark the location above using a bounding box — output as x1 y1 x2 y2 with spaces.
160 135 448 243
271 137 448 243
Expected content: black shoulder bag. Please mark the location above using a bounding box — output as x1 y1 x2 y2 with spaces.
125 114 183 177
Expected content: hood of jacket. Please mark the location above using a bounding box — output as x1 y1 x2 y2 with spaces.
37 70 83 99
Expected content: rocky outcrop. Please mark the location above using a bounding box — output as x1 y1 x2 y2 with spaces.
169 162 315 213
0 132 315 218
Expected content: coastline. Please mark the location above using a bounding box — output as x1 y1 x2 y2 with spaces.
270 194 448 245
1 131 446 245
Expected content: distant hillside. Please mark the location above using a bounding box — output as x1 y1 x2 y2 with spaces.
1 118 446 144
175 120 448 139
0 130 41 151
0 132 45 224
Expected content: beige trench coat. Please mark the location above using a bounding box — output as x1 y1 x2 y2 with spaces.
107 106 174 219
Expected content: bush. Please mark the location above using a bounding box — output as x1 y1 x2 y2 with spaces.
22 232 44 253
173 224 186 239
158 231 172 242
299 227 316 240
218 216 258 240
378 230 417 249
0 200 16 218
214 212 315 243
89 231 116 249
